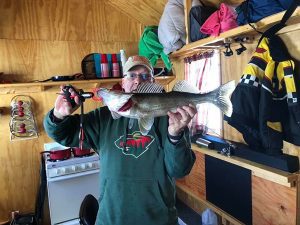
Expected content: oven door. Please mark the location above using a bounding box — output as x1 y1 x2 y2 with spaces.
47 169 100 225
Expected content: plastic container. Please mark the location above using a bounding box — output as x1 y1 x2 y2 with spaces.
112 54 120 77
101 54 109 78
120 49 127 68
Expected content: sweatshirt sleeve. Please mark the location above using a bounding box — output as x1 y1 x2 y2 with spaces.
157 117 196 178
43 109 101 150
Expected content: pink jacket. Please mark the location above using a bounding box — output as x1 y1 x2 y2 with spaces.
200 3 238 37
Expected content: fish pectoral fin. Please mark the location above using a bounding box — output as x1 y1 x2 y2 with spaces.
111 111 121 119
138 117 154 135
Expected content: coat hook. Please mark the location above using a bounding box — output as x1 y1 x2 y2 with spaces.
236 43 247 55
223 43 233 57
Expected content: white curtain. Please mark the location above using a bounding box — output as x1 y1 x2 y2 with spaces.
184 50 222 136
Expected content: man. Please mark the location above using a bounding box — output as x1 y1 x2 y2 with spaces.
44 55 197 225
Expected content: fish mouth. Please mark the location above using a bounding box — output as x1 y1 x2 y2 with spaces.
97 88 109 96
96 88 110 103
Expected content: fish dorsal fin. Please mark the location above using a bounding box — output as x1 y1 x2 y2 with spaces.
172 80 200 93
111 111 121 119
138 117 154 135
135 82 164 93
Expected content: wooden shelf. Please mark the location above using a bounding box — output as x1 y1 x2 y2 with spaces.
0 76 175 94
170 7 300 58
192 144 299 187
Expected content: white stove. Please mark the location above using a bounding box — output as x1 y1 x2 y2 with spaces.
44 142 100 225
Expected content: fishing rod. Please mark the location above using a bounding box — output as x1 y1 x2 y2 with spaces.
60 85 94 150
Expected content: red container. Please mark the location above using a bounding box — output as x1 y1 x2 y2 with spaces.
101 54 109 78
72 147 92 157
43 149 72 160
112 54 120 77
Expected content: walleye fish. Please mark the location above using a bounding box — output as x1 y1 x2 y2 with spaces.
97 80 235 135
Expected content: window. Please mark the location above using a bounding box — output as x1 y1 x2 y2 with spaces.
184 50 222 136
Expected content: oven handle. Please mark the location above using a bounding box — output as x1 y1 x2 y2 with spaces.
47 169 99 182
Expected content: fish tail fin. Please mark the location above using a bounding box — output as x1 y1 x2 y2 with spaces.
211 80 235 117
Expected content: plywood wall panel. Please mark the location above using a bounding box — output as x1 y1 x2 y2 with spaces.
106 0 244 26
0 39 139 82
221 42 256 83
0 0 140 42
252 175 297 225
107 0 166 26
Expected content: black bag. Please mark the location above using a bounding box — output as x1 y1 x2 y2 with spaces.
189 3 217 42
235 0 298 26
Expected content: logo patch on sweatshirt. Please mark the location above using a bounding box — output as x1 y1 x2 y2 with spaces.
114 131 154 158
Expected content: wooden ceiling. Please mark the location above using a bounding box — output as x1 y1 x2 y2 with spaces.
107 0 168 26
107 0 244 26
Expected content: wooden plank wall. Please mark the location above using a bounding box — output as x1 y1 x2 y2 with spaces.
0 0 141 222
105 0 243 27
252 175 297 225
0 0 140 82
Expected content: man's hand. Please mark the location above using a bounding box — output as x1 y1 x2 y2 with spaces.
167 104 197 137
53 85 81 120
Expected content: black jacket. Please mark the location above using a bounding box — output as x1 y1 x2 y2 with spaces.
225 36 300 155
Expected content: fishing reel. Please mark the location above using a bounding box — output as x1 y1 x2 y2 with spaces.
62 85 94 108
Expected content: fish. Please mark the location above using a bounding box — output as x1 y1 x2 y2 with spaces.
97 80 235 135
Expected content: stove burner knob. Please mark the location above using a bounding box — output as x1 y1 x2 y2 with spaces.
93 162 99 168
57 168 66 174
75 165 81 171
81 164 87 170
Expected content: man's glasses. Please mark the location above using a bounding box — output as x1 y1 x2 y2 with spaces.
123 72 153 81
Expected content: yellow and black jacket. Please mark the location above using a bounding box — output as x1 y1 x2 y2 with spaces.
225 36 300 155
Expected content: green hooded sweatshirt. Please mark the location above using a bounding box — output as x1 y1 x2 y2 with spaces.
44 107 195 225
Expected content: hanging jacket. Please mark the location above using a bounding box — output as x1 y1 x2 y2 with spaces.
225 36 300 155
139 26 172 71
158 0 186 54
225 0 300 155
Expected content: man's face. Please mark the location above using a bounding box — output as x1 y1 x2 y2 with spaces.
122 66 153 93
